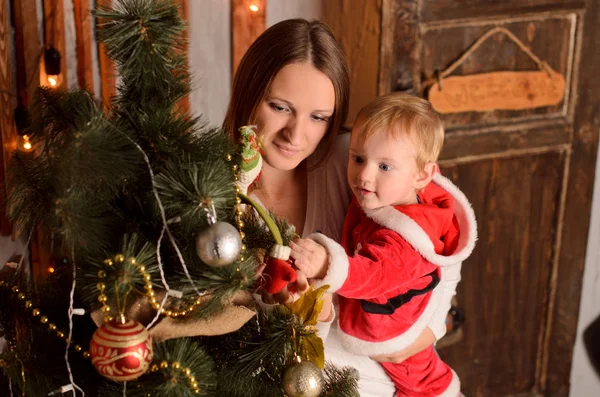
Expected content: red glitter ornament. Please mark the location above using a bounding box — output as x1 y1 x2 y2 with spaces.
90 318 153 381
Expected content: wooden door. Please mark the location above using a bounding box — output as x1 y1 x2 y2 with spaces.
379 1 600 396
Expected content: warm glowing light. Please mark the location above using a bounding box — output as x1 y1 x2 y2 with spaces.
48 267 55 273
249 3 259 12
48 76 58 87
19 135 33 152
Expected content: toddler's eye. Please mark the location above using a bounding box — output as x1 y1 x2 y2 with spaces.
379 163 391 171
352 155 364 164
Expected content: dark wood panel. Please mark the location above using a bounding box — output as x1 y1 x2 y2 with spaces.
379 0 418 95
0 0 15 236
544 0 600 394
421 0 585 23
420 16 575 129
439 151 566 397
97 0 116 106
440 120 571 161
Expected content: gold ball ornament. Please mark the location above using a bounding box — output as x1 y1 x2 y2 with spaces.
195 222 242 267
282 361 325 397
89 318 153 381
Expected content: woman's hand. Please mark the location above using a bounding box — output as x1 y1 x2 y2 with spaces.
290 238 329 279
369 327 436 364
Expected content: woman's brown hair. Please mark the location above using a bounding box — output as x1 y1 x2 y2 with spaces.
223 19 350 166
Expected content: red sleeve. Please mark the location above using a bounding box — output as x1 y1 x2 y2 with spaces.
337 230 438 300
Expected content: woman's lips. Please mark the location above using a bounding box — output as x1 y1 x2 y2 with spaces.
274 142 300 157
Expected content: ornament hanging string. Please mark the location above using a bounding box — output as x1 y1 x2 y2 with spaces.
424 26 555 91
64 246 84 397
112 122 204 303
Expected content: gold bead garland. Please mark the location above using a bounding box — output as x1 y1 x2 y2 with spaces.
150 360 200 394
226 152 246 265
97 254 203 318
0 280 90 359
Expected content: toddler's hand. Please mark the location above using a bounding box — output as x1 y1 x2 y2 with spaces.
290 238 328 279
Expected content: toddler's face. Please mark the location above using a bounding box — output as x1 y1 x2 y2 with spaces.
347 127 421 210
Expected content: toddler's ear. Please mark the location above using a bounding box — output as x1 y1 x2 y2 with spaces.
415 162 437 190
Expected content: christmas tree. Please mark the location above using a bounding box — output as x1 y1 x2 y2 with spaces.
0 1 358 396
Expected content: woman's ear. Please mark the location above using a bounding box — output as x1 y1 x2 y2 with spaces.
414 162 436 190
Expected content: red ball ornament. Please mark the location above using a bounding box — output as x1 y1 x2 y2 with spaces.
90 318 153 381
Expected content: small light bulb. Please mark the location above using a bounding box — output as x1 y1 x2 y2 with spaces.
249 3 259 12
23 141 32 150
48 76 58 87
48 267 55 273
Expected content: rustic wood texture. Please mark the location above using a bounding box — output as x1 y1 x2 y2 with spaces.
421 17 575 129
97 0 116 106
544 0 600 394
231 0 266 75
322 0 382 124
439 152 565 396
73 0 94 90
428 71 566 114
0 1 15 236
174 0 189 113
421 0 585 23
439 121 570 162
13 0 41 105
379 0 419 95
43 0 67 88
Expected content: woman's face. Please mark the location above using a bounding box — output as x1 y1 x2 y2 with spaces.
255 62 335 171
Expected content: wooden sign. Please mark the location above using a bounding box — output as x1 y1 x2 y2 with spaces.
428 70 565 114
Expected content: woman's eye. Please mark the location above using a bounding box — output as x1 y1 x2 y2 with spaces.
379 163 391 171
311 114 329 122
269 103 288 113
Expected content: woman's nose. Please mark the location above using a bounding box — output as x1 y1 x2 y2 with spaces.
282 117 305 146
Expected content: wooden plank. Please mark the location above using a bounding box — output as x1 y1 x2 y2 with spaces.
438 152 565 396
174 0 189 113
544 2 600 394
322 0 382 124
379 0 419 95
231 0 266 75
96 0 116 106
43 0 67 88
421 0 585 23
73 0 94 90
440 120 571 161
0 0 15 236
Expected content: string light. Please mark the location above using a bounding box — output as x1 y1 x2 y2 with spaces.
249 2 259 12
44 46 61 88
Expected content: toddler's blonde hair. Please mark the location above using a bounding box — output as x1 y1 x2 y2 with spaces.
353 92 444 171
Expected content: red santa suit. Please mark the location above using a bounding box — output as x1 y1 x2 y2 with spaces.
310 173 477 397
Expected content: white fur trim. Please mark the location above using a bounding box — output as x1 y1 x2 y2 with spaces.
437 370 461 397
308 233 349 293
363 173 477 268
338 276 445 356
269 244 290 260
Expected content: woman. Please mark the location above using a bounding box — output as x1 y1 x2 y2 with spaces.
223 19 458 396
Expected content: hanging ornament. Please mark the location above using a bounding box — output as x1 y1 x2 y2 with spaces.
262 244 296 294
196 221 242 267
236 125 263 195
282 360 325 397
89 316 153 381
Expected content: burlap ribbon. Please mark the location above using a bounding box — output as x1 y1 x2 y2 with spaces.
91 290 256 341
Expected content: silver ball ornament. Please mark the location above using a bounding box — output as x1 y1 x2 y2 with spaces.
282 361 325 397
195 222 242 267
